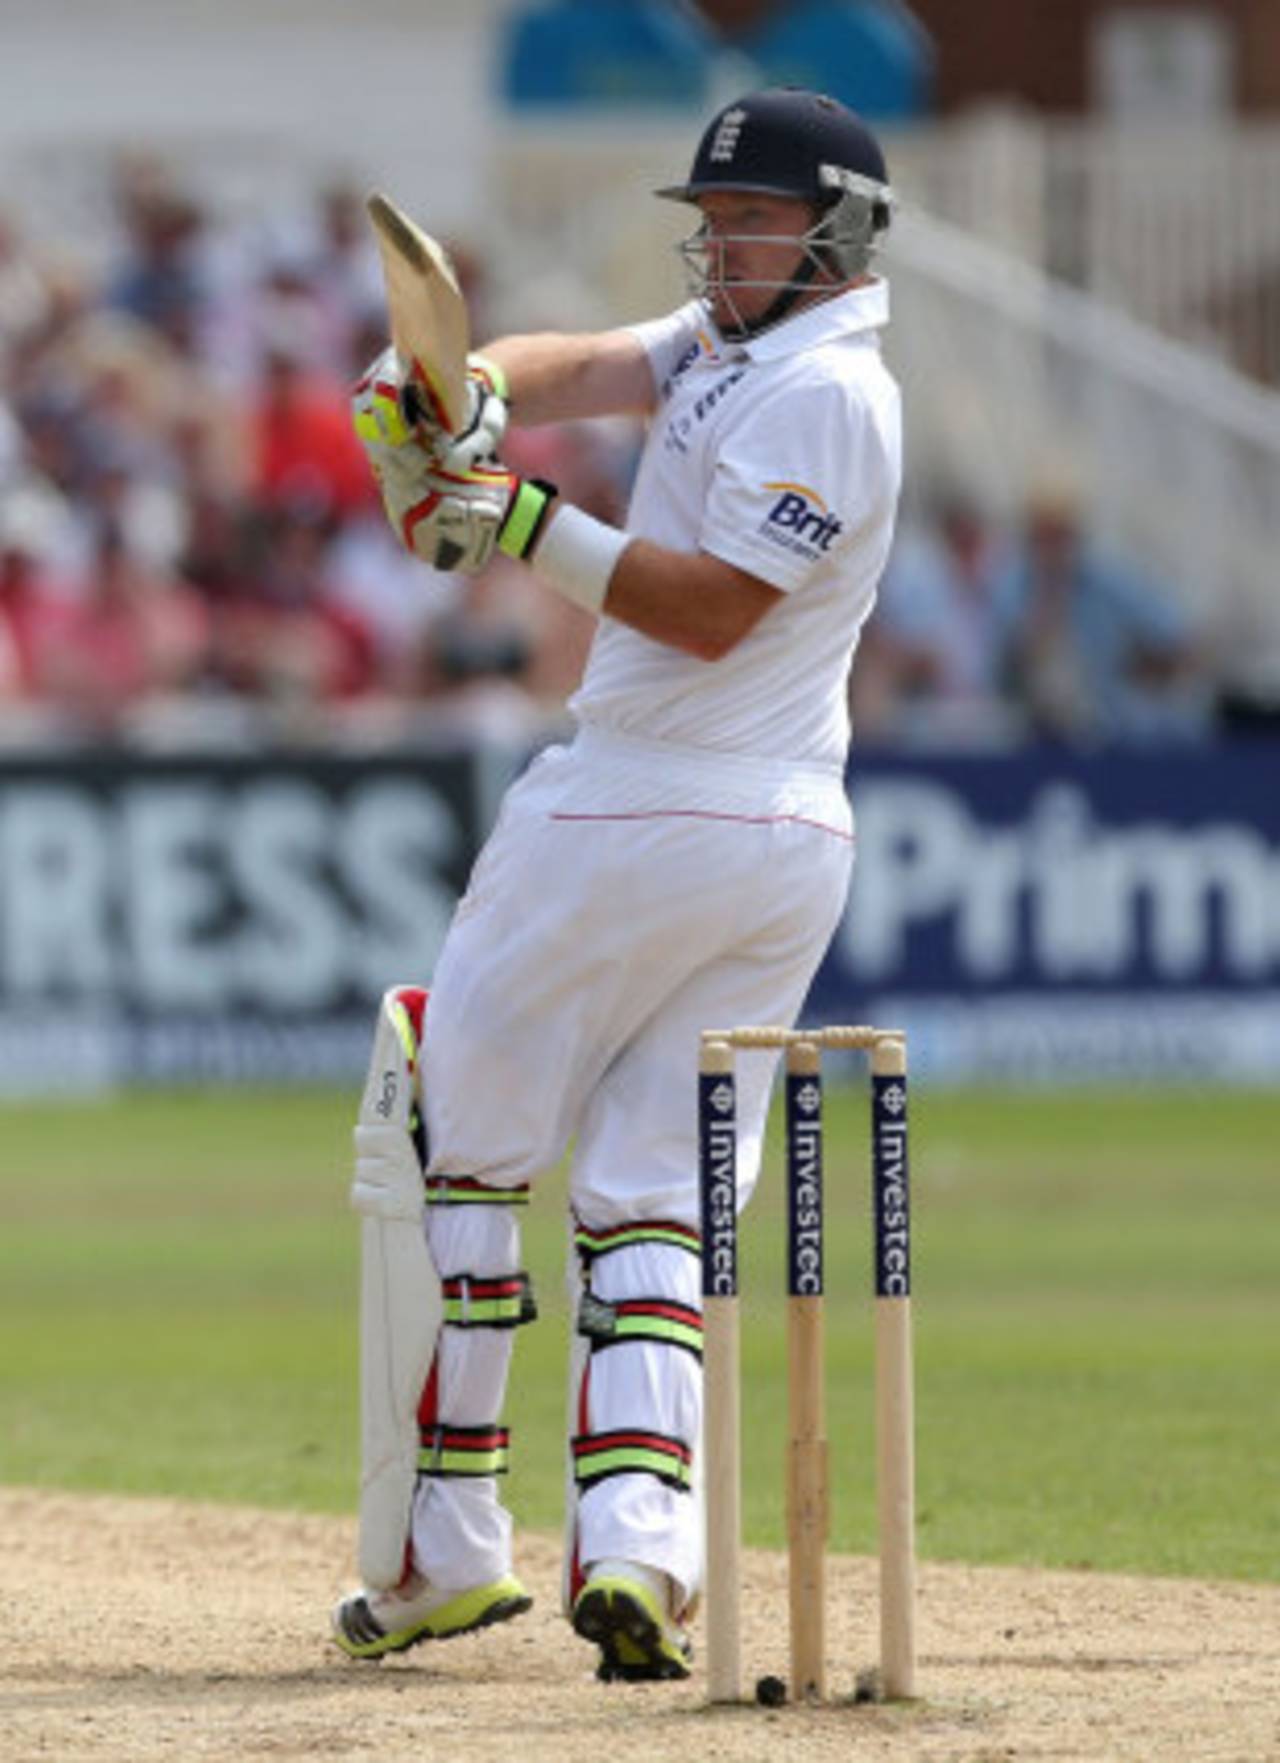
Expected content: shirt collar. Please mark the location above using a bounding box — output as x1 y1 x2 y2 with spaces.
710 277 890 363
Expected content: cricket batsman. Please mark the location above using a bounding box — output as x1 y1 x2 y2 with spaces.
333 86 901 1684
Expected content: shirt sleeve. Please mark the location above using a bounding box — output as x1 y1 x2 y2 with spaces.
698 371 877 594
625 302 706 407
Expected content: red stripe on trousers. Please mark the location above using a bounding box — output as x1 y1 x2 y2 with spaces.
550 809 852 841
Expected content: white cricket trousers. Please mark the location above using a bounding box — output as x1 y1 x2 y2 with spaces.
412 725 854 1606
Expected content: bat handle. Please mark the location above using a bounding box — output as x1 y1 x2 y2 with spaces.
400 382 429 430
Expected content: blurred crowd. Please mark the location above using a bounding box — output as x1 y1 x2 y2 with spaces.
0 157 627 748
856 479 1217 749
1 159 1220 751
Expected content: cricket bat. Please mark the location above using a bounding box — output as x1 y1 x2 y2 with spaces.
366 192 470 433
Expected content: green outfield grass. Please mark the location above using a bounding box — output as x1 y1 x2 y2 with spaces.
2 1083 1277 1581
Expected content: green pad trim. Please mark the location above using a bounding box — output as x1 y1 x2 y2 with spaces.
418 1423 510 1477
574 1221 700 1263
443 1272 537 1329
577 1293 702 1359
425 1176 530 1206
571 1428 692 1492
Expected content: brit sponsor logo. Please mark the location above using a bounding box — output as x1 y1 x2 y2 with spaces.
760 481 844 558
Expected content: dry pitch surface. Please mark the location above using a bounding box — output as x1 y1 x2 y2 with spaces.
3 1488 1277 1763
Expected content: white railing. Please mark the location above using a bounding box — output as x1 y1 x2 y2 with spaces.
883 207 1280 696
888 111 1280 387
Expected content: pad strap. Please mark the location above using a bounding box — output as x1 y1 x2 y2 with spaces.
443 1272 538 1329
418 1423 511 1477
425 1175 531 1206
577 1292 702 1359
571 1428 693 1492
574 1220 700 1264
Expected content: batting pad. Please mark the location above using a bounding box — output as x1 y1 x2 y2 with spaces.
351 989 442 1591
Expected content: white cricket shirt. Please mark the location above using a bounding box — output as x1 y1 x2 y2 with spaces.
569 281 901 770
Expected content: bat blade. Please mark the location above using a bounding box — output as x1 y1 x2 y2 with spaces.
367 192 470 433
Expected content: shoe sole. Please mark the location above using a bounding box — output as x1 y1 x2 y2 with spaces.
333 1579 532 1661
572 1581 691 1683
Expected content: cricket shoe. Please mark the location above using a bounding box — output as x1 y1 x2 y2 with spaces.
571 1559 692 1682
332 1570 532 1660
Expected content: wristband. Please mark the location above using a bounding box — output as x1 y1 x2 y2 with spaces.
498 477 559 560
528 504 629 615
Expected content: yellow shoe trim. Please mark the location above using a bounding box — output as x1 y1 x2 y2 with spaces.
572 1574 691 1681
426 1574 531 1639
334 1574 531 1660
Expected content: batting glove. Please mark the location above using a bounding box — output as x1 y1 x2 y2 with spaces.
352 347 508 471
434 354 510 473
383 452 558 574
352 345 423 477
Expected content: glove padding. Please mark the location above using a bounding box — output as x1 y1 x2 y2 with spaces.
389 456 512 573
354 348 534 570
434 354 510 473
374 443 557 574
352 346 508 471
352 346 417 483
